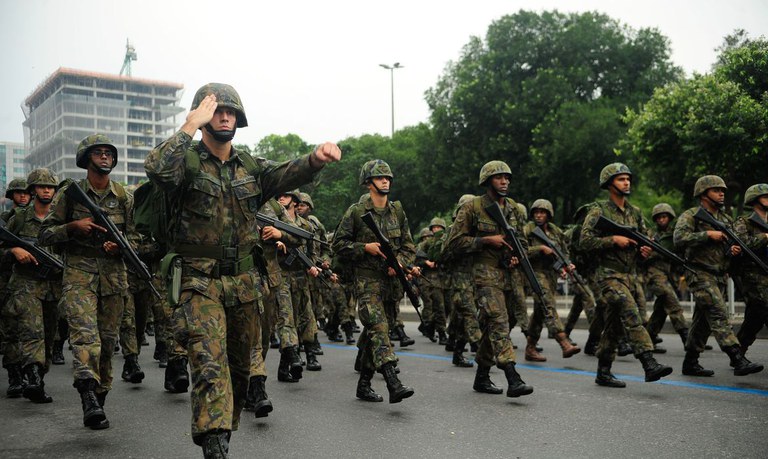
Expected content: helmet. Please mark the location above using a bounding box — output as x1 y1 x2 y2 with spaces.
418 228 433 240
26 168 59 190
280 189 302 203
599 163 632 189
299 192 314 209
530 199 554 219
76 134 118 169
5 178 28 199
478 161 512 186
457 194 475 207
693 175 727 197
651 203 676 220
572 203 593 223
191 83 248 128
744 183 768 206
429 217 446 229
359 160 394 186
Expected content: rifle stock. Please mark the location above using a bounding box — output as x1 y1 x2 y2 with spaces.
694 207 768 274
255 213 329 247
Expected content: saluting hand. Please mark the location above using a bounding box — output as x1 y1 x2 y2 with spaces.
181 94 217 136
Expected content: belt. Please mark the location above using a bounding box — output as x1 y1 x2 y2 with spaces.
182 255 255 279
599 260 634 274
355 267 387 279
174 244 255 261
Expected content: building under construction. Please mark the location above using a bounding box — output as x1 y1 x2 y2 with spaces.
22 67 184 184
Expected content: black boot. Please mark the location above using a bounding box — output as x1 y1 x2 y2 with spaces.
437 330 448 346
245 376 273 418
380 362 414 403
452 340 474 368
470 341 478 353
270 333 280 349
6 364 25 398
501 362 533 397
306 347 322 371
397 326 415 347
419 322 436 342
595 359 626 388
473 365 503 394
312 335 323 356
52 340 65 365
96 391 107 408
725 345 764 376
200 430 230 459
638 351 673 382
164 357 190 393
584 333 599 356
617 339 633 357
342 322 356 345
153 341 168 368
356 369 383 402
76 379 108 430
287 346 303 380
121 354 145 384
682 351 714 376
22 363 53 403
277 351 298 383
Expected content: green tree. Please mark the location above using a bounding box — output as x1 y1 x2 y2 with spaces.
253 133 311 162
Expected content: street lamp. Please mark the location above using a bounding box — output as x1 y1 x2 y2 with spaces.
379 62 403 137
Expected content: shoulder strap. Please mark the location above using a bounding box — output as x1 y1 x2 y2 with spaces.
391 200 406 223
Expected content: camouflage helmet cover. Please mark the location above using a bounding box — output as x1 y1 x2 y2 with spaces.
530 198 554 219
76 134 118 169
299 192 314 209
744 183 768 206
651 203 676 219
191 83 248 128
429 217 447 229
26 168 59 190
693 175 727 197
418 227 433 240
280 189 302 203
599 163 632 189
5 178 28 199
359 159 394 186
478 160 512 186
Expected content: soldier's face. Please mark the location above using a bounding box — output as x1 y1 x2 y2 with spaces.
12 191 30 206
533 209 548 225
211 107 236 131
654 214 670 229
371 177 390 193
706 188 725 206
89 147 114 171
34 185 55 203
757 196 768 209
489 174 510 195
296 202 310 216
278 194 295 209
612 174 631 194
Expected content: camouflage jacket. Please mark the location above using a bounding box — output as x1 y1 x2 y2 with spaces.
674 206 733 274
580 199 645 279
259 198 302 287
644 221 677 276
524 221 568 273
144 131 318 277
307 214 331 265
6 205 62 281
277 211 316 274
332 194 415 278
732 212 768 278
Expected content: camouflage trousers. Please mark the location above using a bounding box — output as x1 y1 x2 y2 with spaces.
564 280 597 333
175 277 260 438
289 272 317 345
355 276 398 371
450 270 481 344
422 284 446 333
1 286 21 368
274 275 299 351
645 270 688 336
474 264 516 368
325 281 348 328
635 277 648 324
506 268 529 335
119 290 139 356
340 280 358 326
5 276 59 370
249 296 266 378
384 281 404 330
528 271 565 341
595 274 653 362
309 276 327 322
685 272 739 353
735 273 768 349
134 278 169 354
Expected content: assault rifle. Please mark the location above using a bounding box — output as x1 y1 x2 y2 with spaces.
360 212 423 323
531 226 587 289
595 215 695 274
255 213 329 247
64 181 161 299
484 202 545 303
694 207 768 274
284 247 331 288
0 220 64 278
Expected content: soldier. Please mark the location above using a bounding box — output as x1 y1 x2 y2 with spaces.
644 203 689 351
523 199 581 361
733 184 768 356
562 204 598 349
332 159 416 404
40 135 136 429
144 83 340 457
444 161 534 398
418 221 448 344
507 203 532 348
4 169 62 404
581 163 673 388
674 175 763 376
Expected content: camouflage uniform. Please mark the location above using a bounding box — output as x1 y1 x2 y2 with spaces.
145 131 319 441
417 231 446 338
644 219 688 340
732 211 768 351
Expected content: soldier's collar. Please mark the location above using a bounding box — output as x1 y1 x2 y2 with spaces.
197 142 240 164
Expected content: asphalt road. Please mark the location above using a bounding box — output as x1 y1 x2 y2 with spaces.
2 326 767 459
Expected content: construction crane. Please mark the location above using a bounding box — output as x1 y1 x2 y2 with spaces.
120 39 137 76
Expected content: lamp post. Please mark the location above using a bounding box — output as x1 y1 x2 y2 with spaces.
379 62 403 137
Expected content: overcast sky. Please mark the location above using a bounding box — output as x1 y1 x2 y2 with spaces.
1 0 766 147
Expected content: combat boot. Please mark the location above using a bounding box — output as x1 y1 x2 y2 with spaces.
305 347 322 371
380 361 414 403
121 354 145 384
22 363 53 403
524 336 546 362
269 333 280 349
312 335 324 355
682 351 714 376
245 375 273 418
584 333 599 356
287 346 304 380
725 345 764 376
555 332 581 358
638 351 673 382
164 357 190 393
501 362 534 397
96 391 107 408
437 330 448 346
356 369 383 402
76 378 108 430
277 351 298 383
595 359 626 388
153 341 168 368
200 430 230 459
472 365 503 394
452 340 474 368
389 329 400 342
651 343 667 354
397 326 415 347
342 322 356 345
6 364 25 398
617 339 633 357
52 340 65 365
444 335 455 352
678 328 689 346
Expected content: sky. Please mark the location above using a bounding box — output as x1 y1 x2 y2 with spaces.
1 0 766 147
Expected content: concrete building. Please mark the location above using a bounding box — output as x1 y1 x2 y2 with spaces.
1 140 28 210
22 67 184 185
